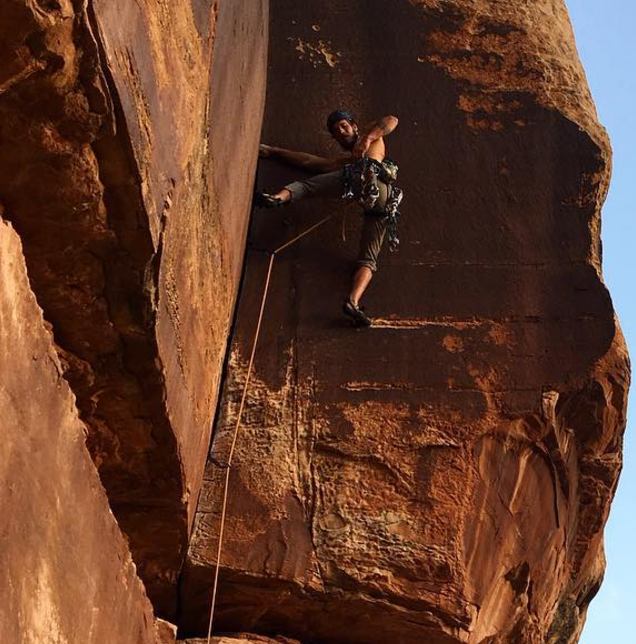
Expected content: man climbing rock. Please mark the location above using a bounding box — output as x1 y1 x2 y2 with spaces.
257 109 402 327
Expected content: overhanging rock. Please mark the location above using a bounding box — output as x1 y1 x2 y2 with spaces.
180 2 629 644
0 0 268 618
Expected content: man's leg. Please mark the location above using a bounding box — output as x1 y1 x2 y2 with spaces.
349 266 373 307
258 170 343 207
348 180 389 306
343 214 387 326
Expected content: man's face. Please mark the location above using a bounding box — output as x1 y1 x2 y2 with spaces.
330 119 358 150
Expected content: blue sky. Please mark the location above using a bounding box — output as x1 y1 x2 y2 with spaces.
566 1 635 643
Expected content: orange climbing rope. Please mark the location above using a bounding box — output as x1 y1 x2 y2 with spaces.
205 212 338 643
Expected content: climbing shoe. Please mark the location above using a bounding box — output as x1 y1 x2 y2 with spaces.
255 192 287 209
343 298 372 327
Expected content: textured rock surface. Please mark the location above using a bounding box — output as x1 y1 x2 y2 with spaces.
0 0 267 617
158 619 178 644
181 1 629 643
0 218 159 644
182 635 299 644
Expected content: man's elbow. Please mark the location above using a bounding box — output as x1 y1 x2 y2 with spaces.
378 115 398 136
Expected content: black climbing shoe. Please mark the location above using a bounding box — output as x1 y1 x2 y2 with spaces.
255 192 287 209
343 298 372 327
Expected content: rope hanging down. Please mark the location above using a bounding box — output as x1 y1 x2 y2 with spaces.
205 211 338 644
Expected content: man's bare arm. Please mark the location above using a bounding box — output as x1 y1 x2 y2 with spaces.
364 115 399 140
353 115 399 158
260 144 348 172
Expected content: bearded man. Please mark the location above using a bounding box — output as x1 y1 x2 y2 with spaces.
257 110 401 327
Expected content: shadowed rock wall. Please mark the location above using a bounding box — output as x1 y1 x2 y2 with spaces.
0 0 267 618
0 218 160 644
180 2 629 643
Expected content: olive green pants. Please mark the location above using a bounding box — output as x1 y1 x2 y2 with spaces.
356 214 388 273
285 169 388 272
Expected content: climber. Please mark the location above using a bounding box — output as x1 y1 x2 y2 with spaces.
257 109 402 327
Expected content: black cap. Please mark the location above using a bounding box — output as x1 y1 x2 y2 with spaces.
326 109 355 132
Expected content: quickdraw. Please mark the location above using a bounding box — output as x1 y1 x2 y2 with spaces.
342 156 404 252
384 184 403 252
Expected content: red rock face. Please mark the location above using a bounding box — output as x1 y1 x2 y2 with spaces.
180 2 629 644
0 218 159 644
0 0 267 617
183 637 299 644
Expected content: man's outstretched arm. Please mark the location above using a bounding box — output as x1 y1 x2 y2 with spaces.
353 115 399 158
260 144 349 172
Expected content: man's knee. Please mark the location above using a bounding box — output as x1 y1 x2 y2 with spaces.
285 170 343 203
357 217 387 273
285 180 310 202
356 258 378 273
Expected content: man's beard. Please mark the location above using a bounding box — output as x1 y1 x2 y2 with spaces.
341 133 358 151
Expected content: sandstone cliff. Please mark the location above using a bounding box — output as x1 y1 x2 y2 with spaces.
0 1 629 644
0 217 162 643
0 0 267 620
180 2 629 644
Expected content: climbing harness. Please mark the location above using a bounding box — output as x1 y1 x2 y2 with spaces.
342 157 404 252
205 210 341 644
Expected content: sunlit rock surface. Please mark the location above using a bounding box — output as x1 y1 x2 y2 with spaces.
0 217 161 644
180 2 629 644
182 636 299 644
0 0 267 618
0 1 629 643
